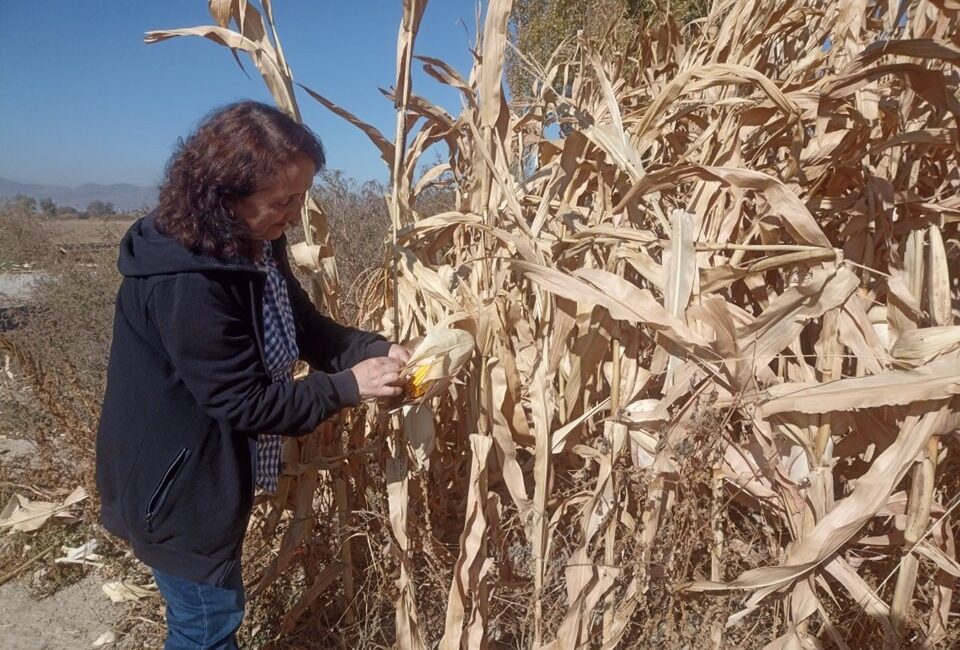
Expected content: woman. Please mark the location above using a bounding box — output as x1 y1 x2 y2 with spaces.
96 101 406 649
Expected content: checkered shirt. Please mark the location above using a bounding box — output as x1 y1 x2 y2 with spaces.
255 241 300 492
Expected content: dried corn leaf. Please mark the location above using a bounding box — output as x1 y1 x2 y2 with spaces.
0 486 88 533
760 359 960 415
102 581 157 603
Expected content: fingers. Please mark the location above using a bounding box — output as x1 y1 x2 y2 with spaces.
368 383 403 398
388 343 412 365
363 372 403 398
378 369 402 387
366 357 401 372
352 356 406 399
373 357 403 379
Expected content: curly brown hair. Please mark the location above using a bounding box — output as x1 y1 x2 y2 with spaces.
155 101 325 261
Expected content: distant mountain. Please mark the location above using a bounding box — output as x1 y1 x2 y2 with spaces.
0 176 157 211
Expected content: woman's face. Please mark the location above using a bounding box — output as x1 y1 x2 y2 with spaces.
229 154 316 242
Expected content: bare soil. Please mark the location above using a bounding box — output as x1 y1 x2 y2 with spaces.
37 217 134 246
0 439 115 648
0 574 131 650
0 211 161 649
0 434 161 649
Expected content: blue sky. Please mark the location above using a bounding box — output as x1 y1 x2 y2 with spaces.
0 1 479 187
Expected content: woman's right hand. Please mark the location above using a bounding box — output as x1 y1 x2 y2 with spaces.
351 357 404 399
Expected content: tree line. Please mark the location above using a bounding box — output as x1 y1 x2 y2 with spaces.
1 194 146 218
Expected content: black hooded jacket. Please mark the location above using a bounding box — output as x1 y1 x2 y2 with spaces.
96 215 387 585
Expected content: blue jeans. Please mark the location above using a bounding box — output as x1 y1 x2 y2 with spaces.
152 563 245 649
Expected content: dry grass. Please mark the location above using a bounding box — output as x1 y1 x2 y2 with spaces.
0 211 122 497
142 1 960 647
0 209 164 650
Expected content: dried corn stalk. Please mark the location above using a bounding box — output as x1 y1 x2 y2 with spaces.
151 1 959 647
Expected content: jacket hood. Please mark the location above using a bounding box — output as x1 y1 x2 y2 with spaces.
118 214 260 278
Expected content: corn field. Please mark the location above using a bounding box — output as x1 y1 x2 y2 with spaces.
146 0 960 647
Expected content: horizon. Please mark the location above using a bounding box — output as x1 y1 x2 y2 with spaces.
0 167 394 212
0 1 478 188
0 175 154 190
0 168 386 192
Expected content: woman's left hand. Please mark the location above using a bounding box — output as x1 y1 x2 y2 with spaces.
387 343 412 365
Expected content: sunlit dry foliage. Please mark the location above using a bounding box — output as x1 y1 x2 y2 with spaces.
148 1 959 647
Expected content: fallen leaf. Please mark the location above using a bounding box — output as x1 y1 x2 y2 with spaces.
101 581 157 603
0 486 88 533
56 539 103 567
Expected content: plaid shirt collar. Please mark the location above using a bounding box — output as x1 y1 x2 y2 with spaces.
255 240 299 491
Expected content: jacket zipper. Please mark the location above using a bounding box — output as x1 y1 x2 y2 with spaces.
145 447 190 533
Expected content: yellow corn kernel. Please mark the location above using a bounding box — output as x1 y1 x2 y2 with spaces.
406 363 433 399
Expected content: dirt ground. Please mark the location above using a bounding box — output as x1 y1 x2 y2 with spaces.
0 573 132 650
0 212 164 649
38 217 134 246
0 437 158 650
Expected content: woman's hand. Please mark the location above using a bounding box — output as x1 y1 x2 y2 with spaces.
387 343 412 365
351 357 404 399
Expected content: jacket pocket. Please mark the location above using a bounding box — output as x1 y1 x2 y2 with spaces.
144 447 190 534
